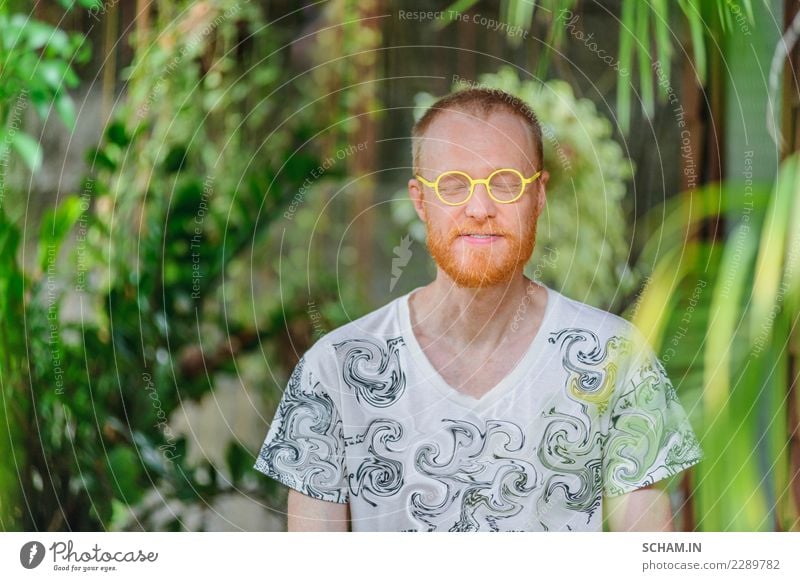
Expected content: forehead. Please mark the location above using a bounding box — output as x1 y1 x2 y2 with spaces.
419 108 535 172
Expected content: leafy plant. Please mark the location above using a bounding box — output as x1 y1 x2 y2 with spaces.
628 153 800 530
1 0 340 530
0 6 92 172
441 0 755 133
0 1 94 531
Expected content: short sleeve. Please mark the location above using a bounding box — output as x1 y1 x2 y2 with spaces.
602 330 703 497
253 349 350 503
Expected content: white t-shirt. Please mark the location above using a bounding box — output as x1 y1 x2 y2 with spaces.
254 283 703 531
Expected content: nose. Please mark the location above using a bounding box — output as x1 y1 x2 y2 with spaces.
463 181 497 220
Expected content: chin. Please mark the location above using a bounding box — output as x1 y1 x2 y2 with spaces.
444 264 517 288
426 228 535 287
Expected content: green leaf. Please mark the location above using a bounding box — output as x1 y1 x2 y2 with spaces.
616 0 637 134
225 441 250 484
44 28 71 56
652 0 672 98
444 0 481 16
703 220 769 530
0 214 21 270
741 0 755 23
678 0 707 83
37 61 69 90
163 145 188 173
716 0 732 33
435 0 481 29
636 0 654 119
38 196 83 273
72 33 92 64
749 153 798 347
783 154 800 309
503 0 536 48
54 94 76 129
107 446 144 506
25 22 57 51
106 121 130 147
10 132 43 172
86 145 116 171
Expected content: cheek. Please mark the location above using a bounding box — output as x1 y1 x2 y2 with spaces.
506 205 537 231
427 206 462 231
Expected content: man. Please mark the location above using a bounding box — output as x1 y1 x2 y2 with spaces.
253 87 703 532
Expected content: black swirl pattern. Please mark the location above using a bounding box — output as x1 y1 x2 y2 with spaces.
346 419 405 507
333 336 407 408
254 356 348 503
604 343 704 496
548 328 634 413
410 419 538 532
536 407 606 527
253 315 704 531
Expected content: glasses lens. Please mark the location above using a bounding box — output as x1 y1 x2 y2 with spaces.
488 170 524 202
437 172 472 204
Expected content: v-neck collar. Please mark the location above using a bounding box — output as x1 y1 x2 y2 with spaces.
398 282 559 412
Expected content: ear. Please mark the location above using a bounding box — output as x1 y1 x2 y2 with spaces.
535 170 549 215
408 178 428 222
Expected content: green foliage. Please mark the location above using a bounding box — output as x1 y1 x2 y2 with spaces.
0 186 89 530
5 0 780 534
0 2 94 531
0 209 25 530
444 0 755 134
393 65 635 308
628 154 800 530
0 0 354 531
73 0 321 529
55 0 102 9
0 9 90 172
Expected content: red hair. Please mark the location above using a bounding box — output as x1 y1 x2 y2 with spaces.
411 87 543 175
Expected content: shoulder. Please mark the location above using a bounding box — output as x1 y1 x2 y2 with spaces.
550 289 653 368
302 295 405 368
554 290 645 341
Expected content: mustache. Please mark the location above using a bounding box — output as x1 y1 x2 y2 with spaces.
451 227 512 238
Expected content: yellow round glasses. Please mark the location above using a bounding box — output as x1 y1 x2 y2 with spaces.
415 168 543 206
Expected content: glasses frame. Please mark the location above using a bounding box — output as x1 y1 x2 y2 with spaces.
415 168 543 206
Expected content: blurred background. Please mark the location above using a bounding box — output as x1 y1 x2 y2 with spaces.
0 0 798 532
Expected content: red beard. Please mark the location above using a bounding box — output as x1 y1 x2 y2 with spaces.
423 207 538 288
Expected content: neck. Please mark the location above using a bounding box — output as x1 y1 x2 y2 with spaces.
409 272 545 352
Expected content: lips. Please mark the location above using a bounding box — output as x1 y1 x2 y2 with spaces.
457 233 504 245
